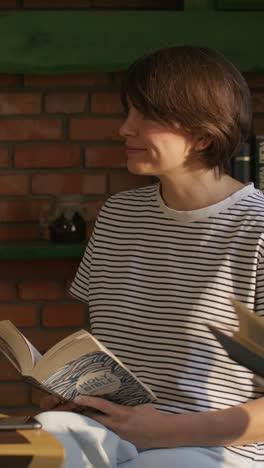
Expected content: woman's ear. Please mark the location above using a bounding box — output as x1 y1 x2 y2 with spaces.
194 137 212 151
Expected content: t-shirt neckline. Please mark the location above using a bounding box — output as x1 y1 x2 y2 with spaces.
156 182 255 222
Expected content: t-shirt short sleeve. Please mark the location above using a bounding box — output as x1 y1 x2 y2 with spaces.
69 233 94 303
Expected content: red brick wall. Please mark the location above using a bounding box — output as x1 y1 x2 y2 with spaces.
0 0 264 414
0 259 84 413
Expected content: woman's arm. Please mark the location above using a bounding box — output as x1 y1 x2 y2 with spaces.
167 396 264 448
72 395 264 450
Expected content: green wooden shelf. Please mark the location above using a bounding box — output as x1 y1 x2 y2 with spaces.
0 10 263 73
0 242 86 260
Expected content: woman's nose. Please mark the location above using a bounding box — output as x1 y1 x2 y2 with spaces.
119 115 137 137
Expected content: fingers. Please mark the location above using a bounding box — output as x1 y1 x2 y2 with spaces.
40 394 61 411
74 396 126 416
40 394 80 412
55 402 81 412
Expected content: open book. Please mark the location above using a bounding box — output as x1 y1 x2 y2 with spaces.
0 321 156 405
207 298 264 377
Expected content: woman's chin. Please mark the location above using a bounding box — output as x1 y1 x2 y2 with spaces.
126 161 154 176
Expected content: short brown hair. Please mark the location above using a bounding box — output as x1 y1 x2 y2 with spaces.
121 45 252 174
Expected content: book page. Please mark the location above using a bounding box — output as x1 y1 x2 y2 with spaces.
231 299 264 350
23 336 42 367
0 320 40 375
40 330 89 362
32 335 100 380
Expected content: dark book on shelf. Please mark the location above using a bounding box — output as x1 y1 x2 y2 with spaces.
253 136 264 191
231 140 252 184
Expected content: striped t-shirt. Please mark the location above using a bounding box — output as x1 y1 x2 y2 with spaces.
70 182 264 462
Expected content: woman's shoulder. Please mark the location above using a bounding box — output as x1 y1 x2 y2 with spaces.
242 187 264 215
103 182 159 209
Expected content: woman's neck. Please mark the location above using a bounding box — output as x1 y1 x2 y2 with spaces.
159 171 244 211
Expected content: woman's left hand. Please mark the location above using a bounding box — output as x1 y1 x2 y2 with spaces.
73 395 170 449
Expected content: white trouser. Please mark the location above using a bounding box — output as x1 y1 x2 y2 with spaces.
35 411 259 468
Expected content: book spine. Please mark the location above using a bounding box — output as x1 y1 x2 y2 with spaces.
253 136 264 191
231 141 252 183
24 375 66 402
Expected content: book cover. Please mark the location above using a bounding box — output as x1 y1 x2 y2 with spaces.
207 324 264 378
207 298 264 377
39 351 155 406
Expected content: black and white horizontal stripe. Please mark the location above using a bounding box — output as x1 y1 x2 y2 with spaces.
70 182 264 462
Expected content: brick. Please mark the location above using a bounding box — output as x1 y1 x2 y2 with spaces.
0 93 41 115
0 119 61 141
0 199 52 222
0 0 17 8
0 280 16 301
45 92 87 114
0 174 28 195
110 71 125 86
0 259 80 279
24 329 78 353
92 0 178 7
0 224 39 241
32 173 106 195
85 145 126 168
4 409 38 416
86 222 95 239
14 144 81 168
82 174 107 194
252 92 264 113
0 147 10 167
244 72 264 89
109 172 152 193
84 198 105 219
253 116 264 134
24 73 109 88
24 0 91 7
30 387 47 406
18 280 64 301
42 303 86 327
0 383 30 407
0 305 37 327
0 74 18 87
0 359 21 381
70 117 122 141
91 92 123 114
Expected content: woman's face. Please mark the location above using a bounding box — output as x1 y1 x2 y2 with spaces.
119 104 194 178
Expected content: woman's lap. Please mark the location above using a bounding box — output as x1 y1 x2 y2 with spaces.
35 411 256 468
121 446 254 468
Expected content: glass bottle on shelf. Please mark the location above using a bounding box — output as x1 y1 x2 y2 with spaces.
48 195 87 243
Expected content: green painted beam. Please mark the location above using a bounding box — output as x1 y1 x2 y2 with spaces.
0 242 86 259
215 0 264 10
0 11 263 73
184 0 215 10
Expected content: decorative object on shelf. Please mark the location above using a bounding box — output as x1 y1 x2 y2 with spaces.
48 195 88 244
231 139 253 184
253 136 264 191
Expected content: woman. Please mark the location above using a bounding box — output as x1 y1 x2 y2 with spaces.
37 45 264 467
